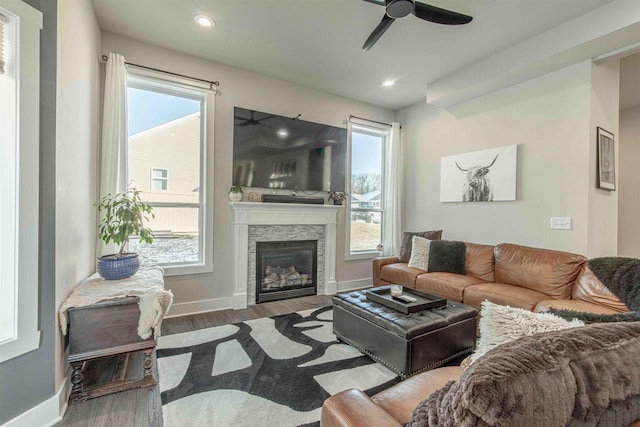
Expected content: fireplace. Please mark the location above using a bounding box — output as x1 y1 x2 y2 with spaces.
256 240 317 303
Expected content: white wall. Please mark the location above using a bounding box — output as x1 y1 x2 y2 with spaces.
55 0 101 387
587 61 619 257
397 62 600 254
618 106 640 257
101 32 394 314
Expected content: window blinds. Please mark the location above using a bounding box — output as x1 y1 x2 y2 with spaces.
0 14 6 74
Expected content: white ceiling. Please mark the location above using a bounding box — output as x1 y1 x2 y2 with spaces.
92 0 617 110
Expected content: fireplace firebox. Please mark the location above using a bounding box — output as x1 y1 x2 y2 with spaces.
255 240 317 303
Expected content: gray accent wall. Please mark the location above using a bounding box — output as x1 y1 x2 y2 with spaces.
0 0 57 424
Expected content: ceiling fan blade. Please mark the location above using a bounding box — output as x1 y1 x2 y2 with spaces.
256 115 274 122
412 2 472 25
362 15 395 51
361 0 387 6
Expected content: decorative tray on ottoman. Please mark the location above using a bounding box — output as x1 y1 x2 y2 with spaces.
366 286 446 314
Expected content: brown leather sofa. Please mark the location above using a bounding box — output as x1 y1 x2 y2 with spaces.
320 243 633 427
373 242 628 314
320 364 640 427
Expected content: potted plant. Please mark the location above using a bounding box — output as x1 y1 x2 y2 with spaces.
229 185 243 202
94 189 154 280
328 191 348 205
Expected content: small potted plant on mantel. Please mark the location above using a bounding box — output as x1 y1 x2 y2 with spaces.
328 191 348 205
229 185 243 202
94 189 154 280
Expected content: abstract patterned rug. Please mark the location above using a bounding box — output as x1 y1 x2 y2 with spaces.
157 306 400 427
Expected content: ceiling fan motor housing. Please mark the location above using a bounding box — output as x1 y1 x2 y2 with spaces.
387 0 414 18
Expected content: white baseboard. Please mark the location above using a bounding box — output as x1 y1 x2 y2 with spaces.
337 278 373 293
324 280 337 295
165 297 233 318
233 293 248 310
2 372 70 427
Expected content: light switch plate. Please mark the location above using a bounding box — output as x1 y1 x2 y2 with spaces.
550 217 572 230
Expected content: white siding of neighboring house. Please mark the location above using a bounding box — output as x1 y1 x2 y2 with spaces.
128 112 200 233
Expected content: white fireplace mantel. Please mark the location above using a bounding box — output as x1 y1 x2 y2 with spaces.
229 202 341 309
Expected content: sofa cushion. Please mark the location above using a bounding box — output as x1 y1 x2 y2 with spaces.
534 298 621 314
407 322 640 427
471 301 583 363
415 273 485 302
372 366 464 425
463 282 550 311
464 242 495 282
399 230 442 263
494 243 586 299
380 263 425 288
408 238 466 275
573 265 629 312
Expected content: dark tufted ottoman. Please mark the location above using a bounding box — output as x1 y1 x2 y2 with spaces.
332 288 478 379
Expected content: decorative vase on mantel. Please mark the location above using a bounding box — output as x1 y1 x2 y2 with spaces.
229 185 243 202
328 191 348 206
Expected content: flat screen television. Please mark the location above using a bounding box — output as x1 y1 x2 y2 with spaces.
232 107 347 192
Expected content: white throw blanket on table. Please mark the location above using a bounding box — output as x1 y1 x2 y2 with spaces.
59 266 173 339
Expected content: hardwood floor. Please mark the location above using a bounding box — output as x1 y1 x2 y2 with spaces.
56 295 333 427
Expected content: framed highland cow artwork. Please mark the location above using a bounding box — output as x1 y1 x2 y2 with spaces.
440 145 518 202
597 127 615 191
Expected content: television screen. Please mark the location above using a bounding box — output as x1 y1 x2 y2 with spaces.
232 107 346 192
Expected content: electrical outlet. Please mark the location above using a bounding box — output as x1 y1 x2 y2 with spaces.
550 217 572 230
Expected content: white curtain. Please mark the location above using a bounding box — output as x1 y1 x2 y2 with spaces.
383 122 402 257
98 53 128 256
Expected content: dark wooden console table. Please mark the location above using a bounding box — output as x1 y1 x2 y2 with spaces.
67 296 158 404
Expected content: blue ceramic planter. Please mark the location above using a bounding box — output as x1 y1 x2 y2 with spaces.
97 253 140 280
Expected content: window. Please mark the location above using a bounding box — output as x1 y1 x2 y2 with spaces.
151 168 168 190
0 1 42 363
346 123 388 259
127 74 211 274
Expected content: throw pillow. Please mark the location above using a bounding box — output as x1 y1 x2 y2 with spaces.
407 237 466 274
398 230 442 263
471 300 584 363
408 321 640 427
428 240 465 274
408 236 431 271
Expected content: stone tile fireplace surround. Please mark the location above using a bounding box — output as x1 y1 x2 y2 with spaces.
230 202 341 309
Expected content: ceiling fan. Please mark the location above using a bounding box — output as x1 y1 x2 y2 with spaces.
361 0 473 51
234 110 274 127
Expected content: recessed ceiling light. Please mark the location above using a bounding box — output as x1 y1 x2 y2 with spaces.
382 79 396 87
277 128 289 138
194 15 215 28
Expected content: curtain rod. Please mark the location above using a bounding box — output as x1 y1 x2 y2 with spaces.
347 115 392 127
100 55 220 91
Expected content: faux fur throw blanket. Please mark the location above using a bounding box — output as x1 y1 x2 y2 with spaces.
588 257 640 311
407 322 640 427
59 266 173 339
550 309 640 324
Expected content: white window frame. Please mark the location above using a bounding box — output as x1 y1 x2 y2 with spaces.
127 73 213 276
0 0 42 363
345 122 388 261
150 168 169 190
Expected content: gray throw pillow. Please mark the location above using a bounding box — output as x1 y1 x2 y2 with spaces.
428 240 466 274
399 230 442 263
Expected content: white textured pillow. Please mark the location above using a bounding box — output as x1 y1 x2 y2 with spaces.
471 300 585 363
408 236 431 271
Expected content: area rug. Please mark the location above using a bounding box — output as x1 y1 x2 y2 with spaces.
156 306 400 427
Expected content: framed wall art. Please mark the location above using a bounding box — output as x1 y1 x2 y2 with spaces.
440 145 518 203
597 127 615 191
